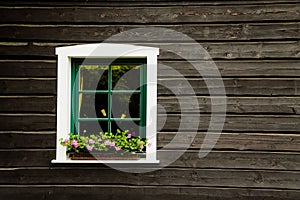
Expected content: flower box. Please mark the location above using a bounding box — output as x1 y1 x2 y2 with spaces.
68 152 145 160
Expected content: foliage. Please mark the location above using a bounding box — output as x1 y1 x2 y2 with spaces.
60 130 148 154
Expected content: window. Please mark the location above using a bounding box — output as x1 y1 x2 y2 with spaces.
52 43 159 163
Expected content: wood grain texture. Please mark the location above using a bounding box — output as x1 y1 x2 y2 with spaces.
0 4 299 23
0 149 300 170
2 78 300 96
1 132 300 151
0 23 300 42
0 114 299 132
0 167 299 189
2 42 300 60
0 185 299 200
1 60 300 78
0 96 56 113
158 96 300 114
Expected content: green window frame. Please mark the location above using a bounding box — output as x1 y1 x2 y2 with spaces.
70 58 147 138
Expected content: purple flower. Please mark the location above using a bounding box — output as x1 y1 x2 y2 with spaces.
71 140 79 148
110 142 115 147
127 134 132 139
88 139 95 144
86 146 93 151
115 147 121 151
147 142 152 147
104 140 111 146
98 138 102 142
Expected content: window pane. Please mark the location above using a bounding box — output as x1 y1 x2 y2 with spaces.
111 121 140 136
79 65 108 90
111 93 140 119
94 94 108 119
111 65 141 90
79 121 108 136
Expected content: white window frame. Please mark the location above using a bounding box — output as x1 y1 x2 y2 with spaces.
51 43 159 163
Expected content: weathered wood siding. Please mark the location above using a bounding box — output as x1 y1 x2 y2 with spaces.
0 1 300 199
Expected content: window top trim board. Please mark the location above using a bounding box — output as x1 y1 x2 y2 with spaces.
56 43 159 58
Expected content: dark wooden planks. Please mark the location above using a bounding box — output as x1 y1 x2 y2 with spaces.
158 96 300 114
1 185 299 200
0 96 56 113
0 4 299 23
0 114 299 132
1 132 300 151
1 60 300 78
0 114 56 131
0 132 55 149
0 78 56 95
2 42 300 60
1 23 300 42
2 78 300 96
159 60 300 77
0 60 56 77
0 167 299 189
2 96 300 114
1 149 300 170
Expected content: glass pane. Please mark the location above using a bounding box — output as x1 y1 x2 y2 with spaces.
111 65 141 90
79 121 108 136
79 65 108 90
111 93 140 119
94 94 108 119
111 121 140 136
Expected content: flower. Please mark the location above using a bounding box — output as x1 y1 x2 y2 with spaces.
98 138 102 142
64 138 69 144
87 146 93 151
88 139 95 144
104 140 111 146
127 134 132 139
147 142 152 147
110 141 115 147
115 147 121 151
140 145 144 150
71 140 79 148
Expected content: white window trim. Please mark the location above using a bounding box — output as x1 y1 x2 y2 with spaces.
51 43 159 164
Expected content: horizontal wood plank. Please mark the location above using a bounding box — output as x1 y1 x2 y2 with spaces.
0 60 56 77
0 167 299 189
1 132 300 151
2 78 300 96
1 60 300 78
0 4 299 23
0 114 299 132
0 96 56 113
1 41 300 60
1 23 300 42
1 149 300 170
0 185 299 200
158 96 300 114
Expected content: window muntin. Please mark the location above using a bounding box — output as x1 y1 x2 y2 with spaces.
71 58 147 138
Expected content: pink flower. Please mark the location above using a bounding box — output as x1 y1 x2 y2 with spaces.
88 139 95 144
104 140 111 146
115 147 121 151
110 142 115 147
147 142 152 147
71 140 79 148
98 138 102 142
87 146 93 151
140 145 144 150
64 138 69 144
127 134 132 139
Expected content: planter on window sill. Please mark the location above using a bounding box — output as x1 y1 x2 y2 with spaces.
67 152 146 160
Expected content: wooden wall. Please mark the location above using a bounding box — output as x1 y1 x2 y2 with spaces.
0 1 300 199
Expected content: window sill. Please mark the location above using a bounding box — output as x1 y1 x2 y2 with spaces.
51 159 160 164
